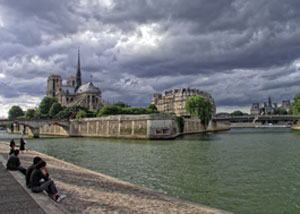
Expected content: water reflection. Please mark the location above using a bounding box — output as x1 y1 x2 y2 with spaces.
1 129 300 214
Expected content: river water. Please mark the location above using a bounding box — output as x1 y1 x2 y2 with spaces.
1 128 300 214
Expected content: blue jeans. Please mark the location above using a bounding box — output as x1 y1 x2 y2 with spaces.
31 179 58 196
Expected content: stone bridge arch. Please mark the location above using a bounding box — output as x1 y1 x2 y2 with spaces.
0 120 71 138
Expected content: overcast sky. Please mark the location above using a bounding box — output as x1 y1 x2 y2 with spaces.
1 0 300 118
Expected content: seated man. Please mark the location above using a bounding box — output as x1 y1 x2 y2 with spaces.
30 160 65 203
6 150 26 175
25 156 42 188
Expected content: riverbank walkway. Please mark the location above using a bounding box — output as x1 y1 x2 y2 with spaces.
0 142 232 214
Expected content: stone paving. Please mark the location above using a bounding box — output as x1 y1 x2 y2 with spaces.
0 160 46 214
0 142 233 214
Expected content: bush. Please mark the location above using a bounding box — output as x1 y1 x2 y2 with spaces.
76 110 87 121
97 104 160 117
97 105 123 117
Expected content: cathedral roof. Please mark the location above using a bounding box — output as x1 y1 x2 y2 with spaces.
76 82 101 94
61 85 76 95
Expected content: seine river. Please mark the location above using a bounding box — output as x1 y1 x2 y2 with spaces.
1 128 300 214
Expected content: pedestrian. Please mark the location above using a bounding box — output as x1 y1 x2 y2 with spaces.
20 138 26 153
6 150 27 175
9 139 16 156
26 156 42 188
30 160 66 203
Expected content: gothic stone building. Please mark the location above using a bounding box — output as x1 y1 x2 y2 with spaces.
46 50 105 111
250 97 291 115
151 88 216 117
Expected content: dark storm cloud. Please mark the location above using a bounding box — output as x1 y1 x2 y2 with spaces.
0 82 20 98
95 0 300 77
1 0 300 117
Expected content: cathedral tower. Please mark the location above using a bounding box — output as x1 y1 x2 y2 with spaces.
47 75 62 98
75 48 82 91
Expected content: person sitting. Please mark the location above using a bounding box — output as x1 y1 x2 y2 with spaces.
9 139 15 149
8 146 15 158
8 139 16 157
6 150 26 175
25 156 42 188
30 160 66 203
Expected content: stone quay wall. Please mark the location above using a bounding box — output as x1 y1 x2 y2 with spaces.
8 114 231 139
183 118 230 134
68 114 179 139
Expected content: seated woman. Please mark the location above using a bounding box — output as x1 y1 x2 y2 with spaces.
8 139 16 157
6 150 26 175
30 160 65 203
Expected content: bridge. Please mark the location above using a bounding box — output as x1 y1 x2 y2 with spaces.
0 119 70 138
213 115 300 122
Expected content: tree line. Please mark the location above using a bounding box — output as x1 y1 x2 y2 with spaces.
10 94 300 130
8 97 160 120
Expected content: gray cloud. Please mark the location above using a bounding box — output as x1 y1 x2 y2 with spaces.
0 0 300 117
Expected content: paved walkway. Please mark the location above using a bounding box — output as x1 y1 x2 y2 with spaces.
0 158 46 214
0 142 232 214
0 154 69 214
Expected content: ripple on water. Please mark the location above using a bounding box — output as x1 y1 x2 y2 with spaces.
1 128 300 214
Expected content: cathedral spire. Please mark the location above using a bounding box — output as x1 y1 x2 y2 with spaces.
75 47 82 91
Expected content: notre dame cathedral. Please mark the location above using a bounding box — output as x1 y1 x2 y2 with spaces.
46 49 107 110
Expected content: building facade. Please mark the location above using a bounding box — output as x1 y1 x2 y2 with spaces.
151 88 216 117
250 97 290 115
46 50 106 111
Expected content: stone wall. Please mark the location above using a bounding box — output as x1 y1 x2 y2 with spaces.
7 115 231 139
40 124 69 136
69 114 179 139
183 118 230 134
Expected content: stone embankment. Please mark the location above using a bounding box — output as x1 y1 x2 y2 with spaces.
9 114 230 139
0 142 232 214
291 125 300 130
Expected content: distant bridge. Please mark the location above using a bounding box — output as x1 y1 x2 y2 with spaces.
0 119 70 138
213 115 300 122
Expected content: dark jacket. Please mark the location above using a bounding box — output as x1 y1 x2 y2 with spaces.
30 168 49 188
6 155 20 170
9 148 15 156
26 164 36 188
9 140 15 148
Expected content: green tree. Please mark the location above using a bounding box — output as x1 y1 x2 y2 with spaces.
49 102 63 118
38 97 58 115
8 105 24 119
24 109 36 119
230 110 244 116
97 105 123 117
148 104 158 111
273 108 288 115
114 102 129 108
56 109 72 119
291 94 300 115
185 96 213 129
76 110 87 121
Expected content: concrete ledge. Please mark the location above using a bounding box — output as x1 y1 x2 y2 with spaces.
0 155 71 214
